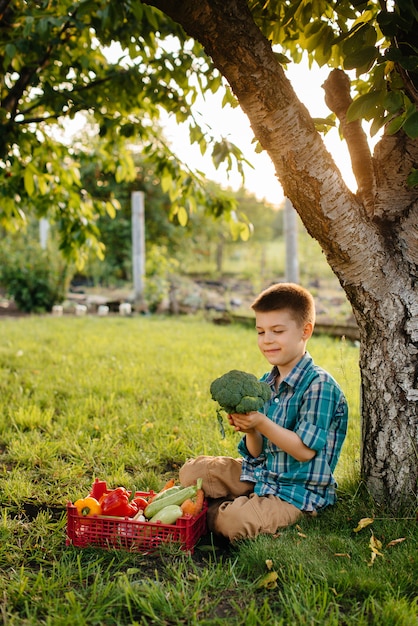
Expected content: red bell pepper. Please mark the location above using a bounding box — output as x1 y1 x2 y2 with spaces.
133 495 149 511
99 487 139 517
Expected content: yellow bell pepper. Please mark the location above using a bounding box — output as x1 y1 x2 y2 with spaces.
74 496 102 516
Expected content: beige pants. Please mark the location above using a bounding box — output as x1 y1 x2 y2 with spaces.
179 455 302 541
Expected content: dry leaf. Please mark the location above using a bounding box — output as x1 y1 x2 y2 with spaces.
297 531 307 538
334 553 351 558
256 571 278 589
353 517 374 532
386 537 406 548
265 559 273 570
369 533 383 555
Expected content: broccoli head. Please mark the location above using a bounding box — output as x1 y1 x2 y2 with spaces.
210 369 271 414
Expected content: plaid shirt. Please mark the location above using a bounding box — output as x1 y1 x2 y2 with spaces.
238 352 348 512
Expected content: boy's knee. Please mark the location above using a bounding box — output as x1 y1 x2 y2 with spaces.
211 494 302 541
179 455 250 499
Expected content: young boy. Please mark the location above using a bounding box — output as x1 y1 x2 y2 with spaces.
179 283 348 541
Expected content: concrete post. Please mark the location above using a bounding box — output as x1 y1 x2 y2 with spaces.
131 191 145 305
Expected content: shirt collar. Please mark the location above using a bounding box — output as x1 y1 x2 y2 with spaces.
265 351 313 389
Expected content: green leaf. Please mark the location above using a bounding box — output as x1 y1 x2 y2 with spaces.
383 91 404 114
385 114 405 135
38 175 48 196
403 111 418 139
346 91 384 123
407 168 418 187
105 201 116 219
115 165 125 184
343 46 378 71
160 168 172 193
177 206 188 226
273 52 291 65
222 89 239 108
24 168 35 197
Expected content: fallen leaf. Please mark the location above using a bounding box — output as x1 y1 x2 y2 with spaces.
256 571 278 589
265 559 273 570
334 553 351 558
353 517 374 532
297 531 307 538
369 532 383 555
367 532 384 566
386 537 406 548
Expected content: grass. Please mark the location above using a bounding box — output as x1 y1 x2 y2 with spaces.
0 315 416 625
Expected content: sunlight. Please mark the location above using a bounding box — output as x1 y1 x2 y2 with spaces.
162 61 364 206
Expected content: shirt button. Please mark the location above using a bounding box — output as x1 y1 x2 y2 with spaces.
274 397 279 403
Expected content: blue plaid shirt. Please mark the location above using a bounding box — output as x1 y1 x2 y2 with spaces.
238 352 348 512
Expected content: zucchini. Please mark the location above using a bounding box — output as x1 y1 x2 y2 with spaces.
144 480 202 519
148 485 183 504
149 504 183 524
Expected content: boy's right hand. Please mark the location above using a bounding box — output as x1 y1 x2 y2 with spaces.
228 411 260 434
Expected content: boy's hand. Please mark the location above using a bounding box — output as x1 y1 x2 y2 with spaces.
228 411 263 433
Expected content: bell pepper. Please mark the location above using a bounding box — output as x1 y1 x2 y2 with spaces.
99 487 139 517
133 495 149 511
74 496 102 517
89 478 107 500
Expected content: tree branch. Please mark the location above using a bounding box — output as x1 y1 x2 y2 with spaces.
322 69 376 218
0 0 12 22
1 12 77 119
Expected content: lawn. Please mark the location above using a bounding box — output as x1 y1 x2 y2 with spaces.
0 315 416 625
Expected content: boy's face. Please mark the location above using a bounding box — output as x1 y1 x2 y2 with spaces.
255 309 312 375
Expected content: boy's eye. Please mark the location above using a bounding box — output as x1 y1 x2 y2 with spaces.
257 331 265 335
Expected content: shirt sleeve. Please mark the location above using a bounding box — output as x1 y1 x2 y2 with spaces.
238 435 266 482
294 379 341 452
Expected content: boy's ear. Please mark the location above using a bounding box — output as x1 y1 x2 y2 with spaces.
302 322 314 340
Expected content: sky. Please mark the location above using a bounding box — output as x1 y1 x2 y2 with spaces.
161 61 359 207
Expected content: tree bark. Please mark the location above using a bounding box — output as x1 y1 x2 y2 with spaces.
146 0 418 507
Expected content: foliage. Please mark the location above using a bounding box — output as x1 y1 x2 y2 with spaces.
0 233 70 312
0 0 247 264
143 244 179 312
247 0 418 142
2 0 417 268
74 146 281 285
0 316 415 624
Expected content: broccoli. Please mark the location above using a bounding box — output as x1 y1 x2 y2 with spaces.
210 369 271 414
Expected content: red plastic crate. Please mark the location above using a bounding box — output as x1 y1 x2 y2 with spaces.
66 490 207 554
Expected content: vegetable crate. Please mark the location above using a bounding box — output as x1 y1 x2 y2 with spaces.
66 491 207 554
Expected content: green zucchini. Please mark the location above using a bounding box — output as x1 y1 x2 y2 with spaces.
149 485 183 504
149 504 183 524
144 480 202 519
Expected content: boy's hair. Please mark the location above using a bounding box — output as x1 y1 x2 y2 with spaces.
251 283 316 327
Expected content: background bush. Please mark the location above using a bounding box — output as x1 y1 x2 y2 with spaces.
0 234 70 313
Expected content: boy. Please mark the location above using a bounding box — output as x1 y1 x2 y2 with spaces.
179 283 348 541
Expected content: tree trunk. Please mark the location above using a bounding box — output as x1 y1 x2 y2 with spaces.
146 0 418 508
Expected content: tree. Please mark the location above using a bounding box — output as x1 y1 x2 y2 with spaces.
143 0 418 508
0 0 243 266
1 1 417 506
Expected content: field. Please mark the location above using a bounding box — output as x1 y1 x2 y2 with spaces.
0 315 416 625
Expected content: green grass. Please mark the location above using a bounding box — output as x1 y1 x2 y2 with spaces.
0 315 416 625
